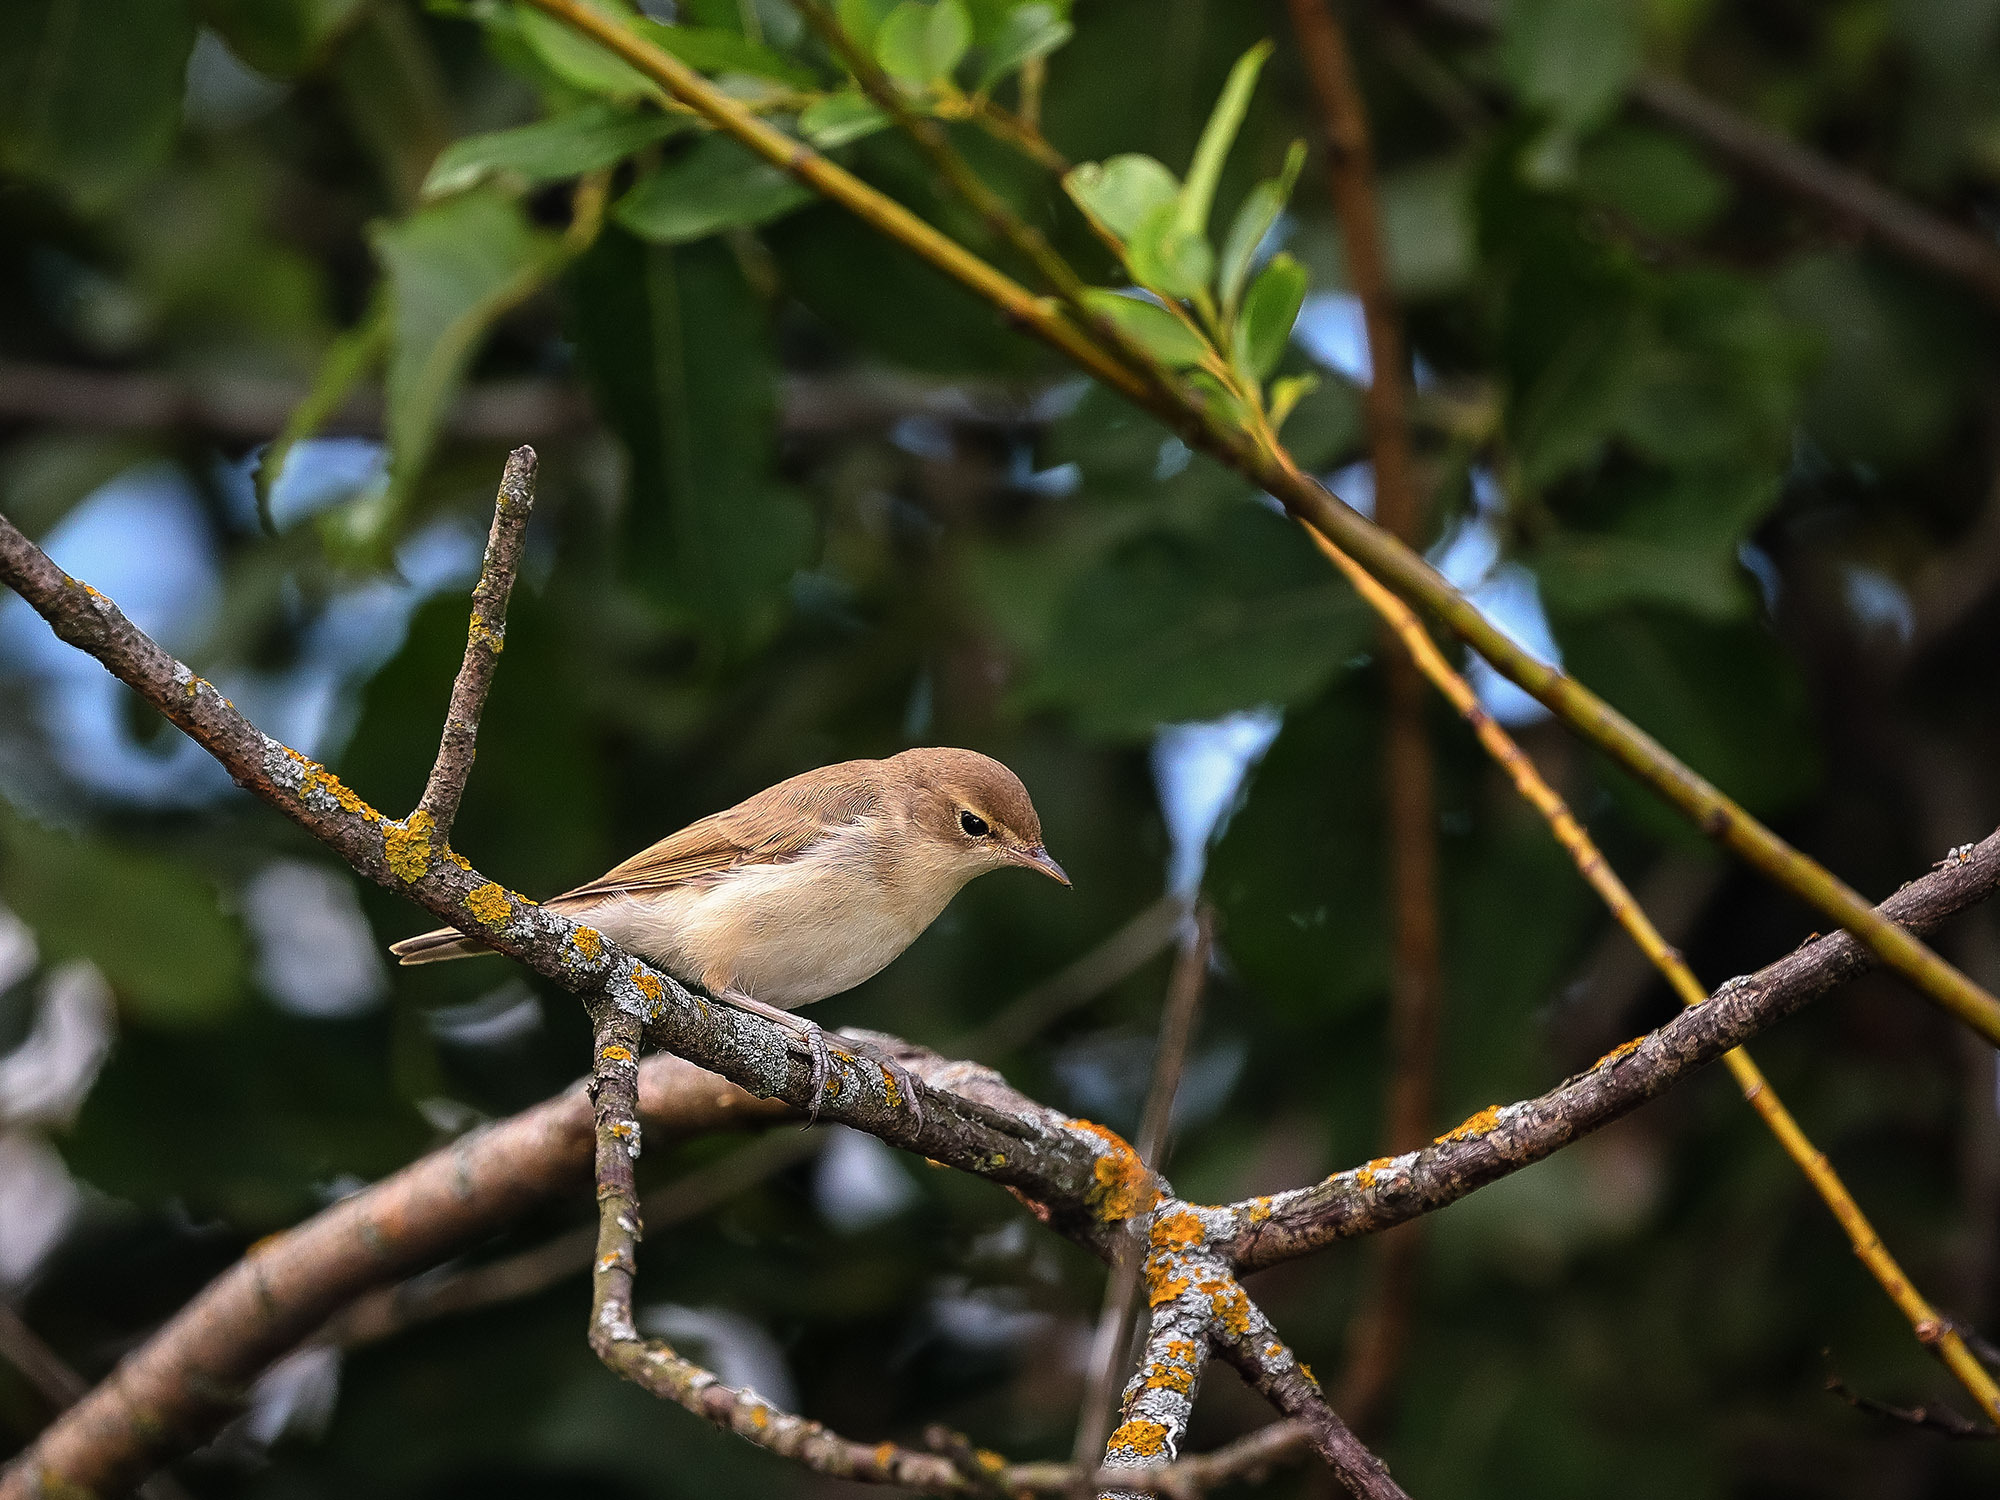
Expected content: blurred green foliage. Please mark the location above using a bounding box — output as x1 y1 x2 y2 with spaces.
5 0 2000 1495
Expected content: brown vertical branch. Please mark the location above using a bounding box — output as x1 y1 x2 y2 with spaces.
1286 0 1438 1430
1073 911 1216 1489
414 445 536 838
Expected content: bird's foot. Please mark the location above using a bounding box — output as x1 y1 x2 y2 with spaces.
713 989 839 1126
836 1031 925 1136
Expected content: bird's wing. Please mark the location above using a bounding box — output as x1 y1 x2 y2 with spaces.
549 768 884 905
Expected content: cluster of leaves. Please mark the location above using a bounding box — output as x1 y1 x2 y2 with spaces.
1063 44 1317 438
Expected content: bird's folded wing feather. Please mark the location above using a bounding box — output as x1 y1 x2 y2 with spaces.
548 769 884 906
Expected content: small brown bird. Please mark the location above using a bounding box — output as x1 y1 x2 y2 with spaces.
391 748 1067 1105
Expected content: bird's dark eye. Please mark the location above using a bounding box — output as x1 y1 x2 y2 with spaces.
959 810 990 838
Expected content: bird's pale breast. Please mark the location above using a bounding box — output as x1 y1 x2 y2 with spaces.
577 817 969 1008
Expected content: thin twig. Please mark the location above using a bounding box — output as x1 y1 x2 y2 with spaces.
964 894 1186 1059
519 0 2000 1052
1284 0 1440 1432
1271 474 2000 1421
1072 909 1214 1490
1826 1374 1998 1439
413 446 536 839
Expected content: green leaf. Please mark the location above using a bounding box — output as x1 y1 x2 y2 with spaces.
198 0 364 76
799 89 892 148
568 229 816 649
1235 251 1306 379
1378 157 1476 296
1177 40 1271 240
632 18 819 86
515 0 657 102
0 0 197 208
876 0 972 86
1218 139 1305 317
836 0 898 50
1018 500 1371 738
976 2 1072 90
0 812 246 1028
1125 200 1214 301
1531 471 1777 620
1575 126 1728 238
613 136 816 243
1079 289 1210 368
1063 153 1181 246
1268 371 1319 429
422 104 691 200
1549 606 1819 826
1501 0 1640 130
370 189 559 536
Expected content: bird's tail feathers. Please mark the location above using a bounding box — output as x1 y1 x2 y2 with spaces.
388 927 494 966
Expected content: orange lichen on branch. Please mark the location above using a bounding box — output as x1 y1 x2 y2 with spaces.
1436 1104 1503 1145
598 1044 634 1064
1593 1036 1644 1070
1143 1361 1195 1394
1145 1256 1192 1307
467 881 512 925
282 746 379 822
383 811 435 881
570 926 605 964
1149 1207 1205 1252
881 1065 903 1110
1069 1119 1156 1222
1201 1276 1253 1336
1353 1155 1398 1189
1108 1418 1171 1458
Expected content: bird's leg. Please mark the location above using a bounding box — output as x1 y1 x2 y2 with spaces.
711 989 836 1125
833 1030 925 1135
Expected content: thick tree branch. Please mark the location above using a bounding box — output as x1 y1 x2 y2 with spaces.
1221 830 2000 1269
0 1053 785 1500
414 445 534 837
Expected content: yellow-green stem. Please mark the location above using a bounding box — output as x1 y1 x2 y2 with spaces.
518 0 2000 1046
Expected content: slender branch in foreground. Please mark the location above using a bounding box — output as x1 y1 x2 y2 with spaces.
1220 830 2000 1269
0 1054 786 1500
1281 456 2000 1418
1074 909 1214 1488
1284 0 1439 1432
584 1007 973 1490
414 445 534 837
518 0 2000 1048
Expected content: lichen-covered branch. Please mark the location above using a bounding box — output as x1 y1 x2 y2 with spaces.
0 1052 785 1500
0 508 1136 1246
414 443 535 837
1220 830 2000 1269
1207 1288 1405 1500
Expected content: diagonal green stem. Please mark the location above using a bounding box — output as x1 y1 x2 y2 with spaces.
517 0 2000 1047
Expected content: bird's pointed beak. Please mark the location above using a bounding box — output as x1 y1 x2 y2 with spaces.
1013 844 1071 886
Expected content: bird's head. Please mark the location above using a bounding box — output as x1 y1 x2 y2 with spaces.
892 747 1070 887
